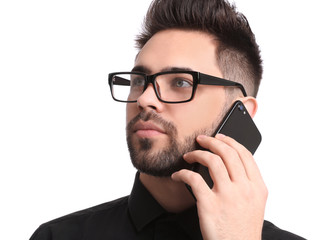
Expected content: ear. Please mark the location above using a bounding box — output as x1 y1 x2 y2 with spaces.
237 96 258 118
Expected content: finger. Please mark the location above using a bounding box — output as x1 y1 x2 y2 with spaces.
196 135 247 182
171 169 212 202
183 150 231 187
216 134 263 182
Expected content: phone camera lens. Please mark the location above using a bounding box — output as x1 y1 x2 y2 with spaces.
238 104 246 114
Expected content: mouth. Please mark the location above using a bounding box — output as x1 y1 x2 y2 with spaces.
133 121 166 138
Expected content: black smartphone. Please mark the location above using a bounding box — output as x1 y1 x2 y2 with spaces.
190 100 262 189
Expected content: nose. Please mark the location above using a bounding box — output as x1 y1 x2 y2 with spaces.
136 84 164 112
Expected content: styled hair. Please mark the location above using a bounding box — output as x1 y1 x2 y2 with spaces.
136 0 263 97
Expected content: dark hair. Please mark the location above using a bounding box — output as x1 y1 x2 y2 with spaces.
136 0 263 97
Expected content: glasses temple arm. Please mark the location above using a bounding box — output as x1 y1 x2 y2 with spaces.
111 76 131 86
199 73 247 97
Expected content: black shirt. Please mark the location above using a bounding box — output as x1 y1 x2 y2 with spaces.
30 172 305 240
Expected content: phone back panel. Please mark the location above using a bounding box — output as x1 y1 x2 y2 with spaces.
216 101 261 155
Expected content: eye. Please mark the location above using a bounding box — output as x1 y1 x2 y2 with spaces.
172 78 192 88
132 77 145 87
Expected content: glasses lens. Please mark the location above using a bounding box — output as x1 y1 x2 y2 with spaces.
111 72 194 102
111 73 145 102
156 73 194 102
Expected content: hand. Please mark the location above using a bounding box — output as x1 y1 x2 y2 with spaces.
172 134 268 240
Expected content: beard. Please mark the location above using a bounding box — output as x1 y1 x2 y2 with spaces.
126 110 224 177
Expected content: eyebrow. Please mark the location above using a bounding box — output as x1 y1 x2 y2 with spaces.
131 65 194 74
131 65 151 74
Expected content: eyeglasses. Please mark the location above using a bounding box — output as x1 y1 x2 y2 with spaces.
108 71 247 104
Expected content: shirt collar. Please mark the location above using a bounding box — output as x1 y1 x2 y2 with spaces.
128 172 165 231
128 172 202 239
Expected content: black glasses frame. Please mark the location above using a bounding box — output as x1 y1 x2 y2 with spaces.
108 71 247 104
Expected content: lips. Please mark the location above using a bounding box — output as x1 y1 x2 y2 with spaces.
133 121 166 138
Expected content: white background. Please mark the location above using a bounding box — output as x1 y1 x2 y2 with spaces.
1 0 331 239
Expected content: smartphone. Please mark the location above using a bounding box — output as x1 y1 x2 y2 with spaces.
190 100 262 189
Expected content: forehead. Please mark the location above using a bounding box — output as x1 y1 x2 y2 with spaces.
134 29 223 77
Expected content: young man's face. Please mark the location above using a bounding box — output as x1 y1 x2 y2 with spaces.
126 29 229 176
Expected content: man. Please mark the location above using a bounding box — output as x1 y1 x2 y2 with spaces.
30 0 305 239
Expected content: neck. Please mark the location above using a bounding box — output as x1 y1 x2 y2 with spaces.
139 172 196 213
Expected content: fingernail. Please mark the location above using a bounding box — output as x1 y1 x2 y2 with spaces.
197 135 207 140
216 133 226 139
171 172 179 181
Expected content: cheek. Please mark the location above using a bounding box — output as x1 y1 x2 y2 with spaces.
171 88 226 137
126 104 138 125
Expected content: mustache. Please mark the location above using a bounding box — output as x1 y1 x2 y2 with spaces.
126 111 177 136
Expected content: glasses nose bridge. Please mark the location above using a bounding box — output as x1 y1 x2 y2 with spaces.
145 74 156 85
140 73 163 102
143 74 158 92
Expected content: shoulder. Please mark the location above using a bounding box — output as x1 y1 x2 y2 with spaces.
262 220 306 240
29 196 129 240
